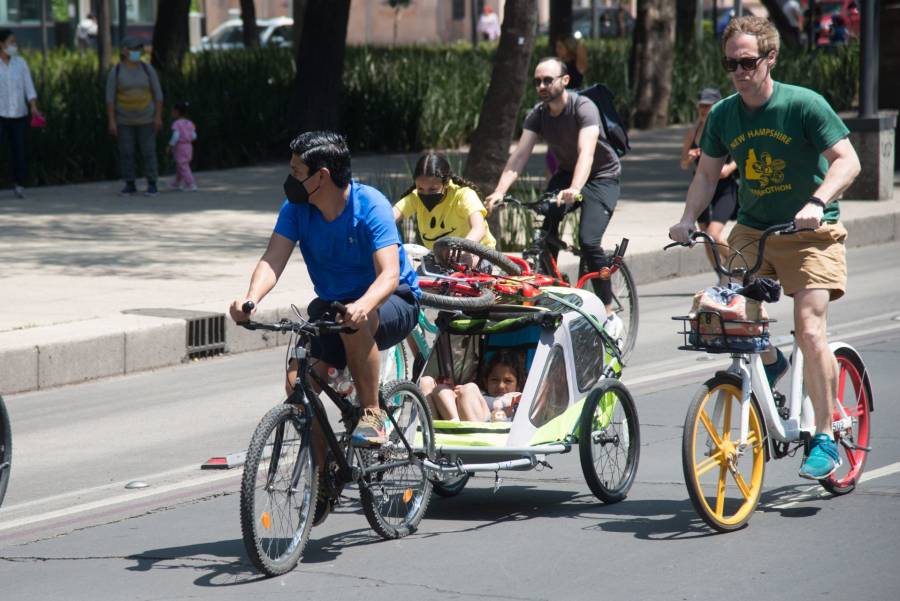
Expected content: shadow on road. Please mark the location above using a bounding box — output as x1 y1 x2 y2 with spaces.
127 539 265 586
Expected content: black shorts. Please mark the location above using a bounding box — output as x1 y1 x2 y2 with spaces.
306 284 419 369
698 178 738 225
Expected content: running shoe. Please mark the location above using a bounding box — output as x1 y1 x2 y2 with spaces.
799 433 841 480
351 408 387 446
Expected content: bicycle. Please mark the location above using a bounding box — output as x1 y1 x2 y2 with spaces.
666 223 873 532
236 301 435 575
498 194 639 360
0 394 10 508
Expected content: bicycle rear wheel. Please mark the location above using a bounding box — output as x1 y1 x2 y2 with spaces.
821 347 873 495
609 261 639 361
240 403 318 576
0 396 11 507
359 380 435 539
683 374 765 532
578 380 640 504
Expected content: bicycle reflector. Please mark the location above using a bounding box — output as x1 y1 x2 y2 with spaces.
261 512 272 529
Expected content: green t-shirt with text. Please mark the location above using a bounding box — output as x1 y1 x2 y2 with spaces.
701 81 849 230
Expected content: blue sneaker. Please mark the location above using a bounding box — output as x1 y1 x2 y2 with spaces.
764 347 789 390
799 433 841 480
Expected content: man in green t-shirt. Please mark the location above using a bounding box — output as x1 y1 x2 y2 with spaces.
669 16 861 481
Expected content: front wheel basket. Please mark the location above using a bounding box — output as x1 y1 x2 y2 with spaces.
672 311 775 354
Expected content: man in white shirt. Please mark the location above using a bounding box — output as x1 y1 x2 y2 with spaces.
476 6 501 41
0 30 40 199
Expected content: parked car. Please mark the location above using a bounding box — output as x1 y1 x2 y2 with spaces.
199 17 293 51
572 6 634 38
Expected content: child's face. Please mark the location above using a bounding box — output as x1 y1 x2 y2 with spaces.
415 175 444 196
486 364 517 396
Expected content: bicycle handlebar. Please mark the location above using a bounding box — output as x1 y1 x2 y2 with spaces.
237 300 356 335
664 222 809 279
502 193 582 217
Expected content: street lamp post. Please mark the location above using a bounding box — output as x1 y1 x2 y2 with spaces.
859 0 879 118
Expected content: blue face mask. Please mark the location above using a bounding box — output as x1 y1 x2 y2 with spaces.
128 50 142 61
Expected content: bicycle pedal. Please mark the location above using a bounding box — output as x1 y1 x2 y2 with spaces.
839 438 871 452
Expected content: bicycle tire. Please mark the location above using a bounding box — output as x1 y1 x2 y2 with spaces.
578 380 640 504
380 343 409 382
821 346 873 495
433 237 523 276
240 403 318 576
431 472 470 498
682 374 765 532
0 396 11 508
358 380 435 539
418 279 496 311
609 261 639 361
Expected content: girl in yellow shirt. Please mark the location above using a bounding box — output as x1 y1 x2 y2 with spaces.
393 153 496 250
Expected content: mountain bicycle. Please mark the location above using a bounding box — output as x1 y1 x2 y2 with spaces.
498 194 639 360
0 395 10 508
236 301 435 575
666 223 873 532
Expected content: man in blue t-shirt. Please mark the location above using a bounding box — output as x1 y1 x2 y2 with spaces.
229 131 420 452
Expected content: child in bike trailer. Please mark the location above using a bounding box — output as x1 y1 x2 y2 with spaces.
419 350 524 423
393 152 497 253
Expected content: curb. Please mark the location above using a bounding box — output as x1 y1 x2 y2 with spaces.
2 210 898 396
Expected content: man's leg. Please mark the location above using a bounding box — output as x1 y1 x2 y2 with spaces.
578 178 619 311
794 289 836 434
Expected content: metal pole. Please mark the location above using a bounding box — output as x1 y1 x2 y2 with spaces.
734 0 743 17
40 0 48 56
471 0 478 45
808 0 816 51
859 0 878 118
118 0 127 44
695 0 703 42
590 0 598 39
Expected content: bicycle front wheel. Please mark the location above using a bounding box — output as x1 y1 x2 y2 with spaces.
821 346 873 495
433 237 523 275
240 403 318 576
0 396 11 507
578 380 640 504
359 380 435 539
418 278 496 311
610 261 639 361
683 374 766 532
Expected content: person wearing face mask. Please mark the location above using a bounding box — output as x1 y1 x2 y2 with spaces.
229 131 420 464
392 152 495 251
105 36 163 197
0 30 42 199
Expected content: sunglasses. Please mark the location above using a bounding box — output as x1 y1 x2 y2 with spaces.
533 75 562 88
721 55 768 72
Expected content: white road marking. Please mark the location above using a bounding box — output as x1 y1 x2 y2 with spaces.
860 461 900 483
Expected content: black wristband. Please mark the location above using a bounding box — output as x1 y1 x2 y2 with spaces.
807 196 827 210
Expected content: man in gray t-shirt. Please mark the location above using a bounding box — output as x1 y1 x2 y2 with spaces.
486 57 622 330
105 36 163 197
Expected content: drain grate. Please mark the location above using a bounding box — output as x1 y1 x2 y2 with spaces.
122 308 227 359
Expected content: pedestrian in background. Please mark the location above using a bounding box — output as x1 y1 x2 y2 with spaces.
0 29 42 199
554 34 588 90
167 101 197 191
679 87 738 285
106 36 163 197
476 6 501 41
76 13 98 53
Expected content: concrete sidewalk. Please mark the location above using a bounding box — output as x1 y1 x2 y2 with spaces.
2 126 899 393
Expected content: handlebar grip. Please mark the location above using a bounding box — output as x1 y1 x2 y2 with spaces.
241 300 255 314
331 301 348 315
663 241 685 250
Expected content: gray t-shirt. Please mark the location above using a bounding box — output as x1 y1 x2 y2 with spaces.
105 61 163 125
523 92 621 180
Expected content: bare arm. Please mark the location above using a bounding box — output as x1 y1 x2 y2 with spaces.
343 245 400 328
465 210 487 243
668 152 727 243
558 124 600 204
794 137 861 229
485 129 539 211
392 206 402 222
680 123 698 170
228 232 295 321
575 44 589 77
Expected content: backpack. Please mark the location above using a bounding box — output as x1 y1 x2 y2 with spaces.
577 83 631 158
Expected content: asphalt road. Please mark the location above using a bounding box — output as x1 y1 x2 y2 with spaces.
2 242 899 600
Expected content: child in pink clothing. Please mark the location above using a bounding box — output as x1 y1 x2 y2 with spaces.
167 101 197 191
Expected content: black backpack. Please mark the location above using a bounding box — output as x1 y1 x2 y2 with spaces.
578 83 631 158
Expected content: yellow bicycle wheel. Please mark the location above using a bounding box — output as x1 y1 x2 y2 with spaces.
682 375 766 532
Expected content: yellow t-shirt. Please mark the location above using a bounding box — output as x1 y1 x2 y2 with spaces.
395 181 496 250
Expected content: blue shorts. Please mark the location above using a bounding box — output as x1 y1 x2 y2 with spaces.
307 284 419 369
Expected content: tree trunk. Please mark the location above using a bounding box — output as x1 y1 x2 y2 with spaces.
151 0 191 74
759 0 800 48
288 0 351 134
292 0 307 49
549 0 572 47
675 0 697 45
463 0 538 196
97 0 113 79
240 0 259 49
629 0 676 129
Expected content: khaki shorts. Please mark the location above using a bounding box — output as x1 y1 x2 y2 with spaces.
727 223 848 301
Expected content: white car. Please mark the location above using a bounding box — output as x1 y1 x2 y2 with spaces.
199 17 293 51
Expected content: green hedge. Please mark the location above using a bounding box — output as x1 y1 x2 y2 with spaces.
13 39 857 187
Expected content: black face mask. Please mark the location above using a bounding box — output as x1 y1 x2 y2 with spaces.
284 173 319 204
419 191 444 211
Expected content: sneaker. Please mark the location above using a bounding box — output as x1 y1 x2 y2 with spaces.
13 185 25 198
312 471 332 526
182 184 198 192
764 347 789 390
144 182 159 197
603 313 625 348
118 182 137 197
799 433 842 480
351 408 387 446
